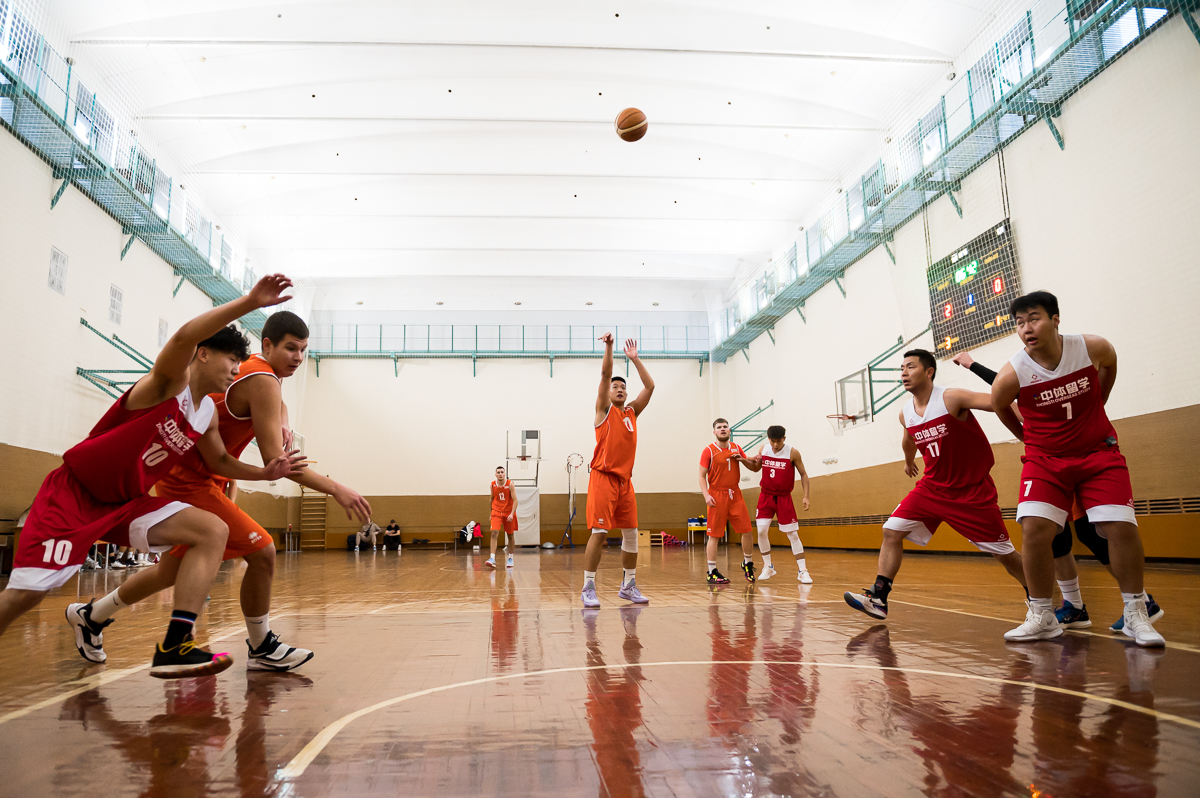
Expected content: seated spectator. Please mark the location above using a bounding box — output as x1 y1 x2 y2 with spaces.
356 520 382 551
383 520 402 551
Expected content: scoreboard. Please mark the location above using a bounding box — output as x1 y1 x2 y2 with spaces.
927 219 1022 358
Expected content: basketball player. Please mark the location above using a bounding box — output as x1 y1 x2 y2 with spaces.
991 291 1164 646
581 334 654 608
740 425 812 582
486 466 518 568
0 275 305 678
844 349 1028 621
67 310 372 671
698 419 756 584
953 349 1163 633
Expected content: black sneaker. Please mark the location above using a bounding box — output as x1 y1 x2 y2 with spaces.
707 568 730 585
150 639 234 679
741 560 757 583
246 631 315 672
65 600 113 663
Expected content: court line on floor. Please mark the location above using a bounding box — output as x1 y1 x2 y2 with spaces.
277 658 1200 781
890 599 1200 654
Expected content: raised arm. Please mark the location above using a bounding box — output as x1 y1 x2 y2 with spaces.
952 351 998 385
991 363 1024 441
1084 334 1118 403
595 333 614 426
624 339 655 416
790 448 811 511
241 374 373 523
195 414 307 483
127 274 292 411
900 409 919 478
943 388 998 416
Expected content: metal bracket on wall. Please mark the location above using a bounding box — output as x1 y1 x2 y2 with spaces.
120 232 136 260
1182 8 1200 46
1043 113 1065 150
699 358 704 377
76 317 153 398
883 240 896 264
394 355 399 378
50 178 70 209
796 302 806 323
766 329 775 345
472 354 477 377
947 183 963 218
833 275 847 298
729 400 775 451
173 276 186 297
741 348 750 363
549 354 554 378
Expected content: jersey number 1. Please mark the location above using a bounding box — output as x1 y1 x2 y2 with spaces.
1064 402 1073 420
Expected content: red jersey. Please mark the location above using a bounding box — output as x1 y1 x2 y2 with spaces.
159 354 280 494
591 405 637 481
491 479 515 516
1009 334 1117 458
700 442 745 490
904 385 996 501
61 386 215 504
758 443 796 495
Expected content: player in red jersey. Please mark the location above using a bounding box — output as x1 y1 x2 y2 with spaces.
740 424 812 583
65 311 372 671
486 466 518 569
0 275 305 678
698 419 757 584
992 291 1164 646
581 334 655 608
845 349 1027 621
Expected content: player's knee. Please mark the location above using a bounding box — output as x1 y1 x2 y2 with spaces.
882 527 907 545
245 542 275 571
1050 525 1074 559
191 513 229 548
621 528 638 553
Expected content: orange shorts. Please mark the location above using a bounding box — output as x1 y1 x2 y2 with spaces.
490 513 518 533
157 479 273 561
707 488 752 537
587 470 637 530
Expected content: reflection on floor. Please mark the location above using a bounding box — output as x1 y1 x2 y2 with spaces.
1 546 1198 797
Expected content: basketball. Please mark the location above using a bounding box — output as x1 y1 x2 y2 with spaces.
615 107 647 142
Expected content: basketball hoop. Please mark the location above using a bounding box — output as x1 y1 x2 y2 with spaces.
826 414 855 437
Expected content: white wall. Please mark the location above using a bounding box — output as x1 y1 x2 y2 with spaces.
713 17 1200 481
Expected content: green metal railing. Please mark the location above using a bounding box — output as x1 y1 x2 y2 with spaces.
713 0 1198 363
76 318 152 399
729 401 775 451
310 323 712 376
0 10 265 333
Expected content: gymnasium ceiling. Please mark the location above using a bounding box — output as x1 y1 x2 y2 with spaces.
53 0 1010 312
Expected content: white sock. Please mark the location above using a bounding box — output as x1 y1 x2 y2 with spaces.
762 553 773 568
707 562 717 573
797 557 807 572
89 589 128 623
1030 597 1053 612
584 570 596 586
1057 578 1082 606
1121 591 1147 606
743 554 752 564
623 568 636 586
245 613 270 649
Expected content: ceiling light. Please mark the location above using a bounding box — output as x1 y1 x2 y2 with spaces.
947 71 957 81
355 301 363 305
586 302 593 306
436 301 444 305
652 302 659 306
514 301 522 305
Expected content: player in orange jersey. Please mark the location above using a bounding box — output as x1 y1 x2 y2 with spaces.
67 311 373 672
486 465 518 569
581 334 655 608
699 418 757 585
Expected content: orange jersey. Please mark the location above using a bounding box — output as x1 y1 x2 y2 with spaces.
701 442 746 491
491 479 515 516
591 405 637 481
157 354 281 494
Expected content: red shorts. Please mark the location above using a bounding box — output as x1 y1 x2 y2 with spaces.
587 471 637 530
883 482 1014 554
1017 448 1135 527
756 492 798 529
707 488 752 538
157 478 274 561
9 466 190 591
490 513 518 534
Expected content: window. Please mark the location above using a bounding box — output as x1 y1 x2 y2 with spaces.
109 285 123 325
158 318 169 348
219 238 233 281
48 247 67 295
242 265 255 292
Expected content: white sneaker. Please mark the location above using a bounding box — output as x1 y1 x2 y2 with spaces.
506 556 514 569
758 565 777 581
1121 599 1165 648
1004 603 1063 642
797 569 813 585
485 557 496 568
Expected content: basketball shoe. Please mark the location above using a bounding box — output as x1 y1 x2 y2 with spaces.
707 568 730 585
506 556 514 569
617 578 649 605
1004 602 1063 642
741 561 756 583
581 582 600 608
246 631 315 672
150 640 234 679
758 565 777 581
1119 598 1165 647
1109 593 1162 632
797 569 813 585
844 589 887 620
1054 600 1091 629
484 556 496 568
65 600 113 664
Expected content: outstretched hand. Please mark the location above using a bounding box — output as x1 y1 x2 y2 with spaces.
623 339 639 360
334 485 373 524
264 449 309 481
247 274 294 309
951 352 974 369
598 332 614 346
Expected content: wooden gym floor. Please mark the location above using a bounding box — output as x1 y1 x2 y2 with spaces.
1 546 1198 797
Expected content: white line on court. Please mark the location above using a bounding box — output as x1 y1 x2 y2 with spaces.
277 659 1200 781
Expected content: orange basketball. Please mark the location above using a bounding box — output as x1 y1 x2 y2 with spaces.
615 108 647 142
